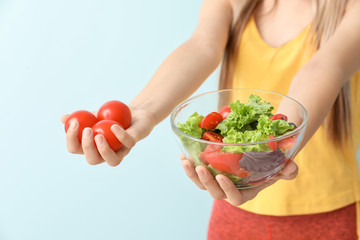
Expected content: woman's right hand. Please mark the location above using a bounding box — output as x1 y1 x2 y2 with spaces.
61 107 155 166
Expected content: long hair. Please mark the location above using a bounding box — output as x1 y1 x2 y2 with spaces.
219 0 351 144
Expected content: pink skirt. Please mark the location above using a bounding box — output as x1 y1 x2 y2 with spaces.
208 199 357 240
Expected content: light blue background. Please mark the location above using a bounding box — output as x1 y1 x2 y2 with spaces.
0 1 216 240
0 1 359 240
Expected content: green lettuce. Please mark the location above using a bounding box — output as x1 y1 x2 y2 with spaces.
176 112 205 139
257 115 294 136
216 95 273 136
222 129 270 153
176 112 206 166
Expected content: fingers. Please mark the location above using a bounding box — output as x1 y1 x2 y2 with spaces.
111 125 136 149
66 120 135 166
82 128 123 167
94 134 121 167
180 153 299 207
216 175 246 206
81 128 104 165
180 155 206 190
276 161 298 180
195 166 226 199
61 114 69 124
66 119 83 154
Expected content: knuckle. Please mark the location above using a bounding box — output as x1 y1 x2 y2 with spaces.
128 139 136 148
81 139 93 148
200 178 213 186
211 192 226 200
86 159 100 166
229 199 243 206
67 145 78 154
107 161 120 167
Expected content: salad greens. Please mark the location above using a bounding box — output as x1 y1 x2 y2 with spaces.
176 112 206 166
176 112 205 139
177 95 294 154
175 94 297 188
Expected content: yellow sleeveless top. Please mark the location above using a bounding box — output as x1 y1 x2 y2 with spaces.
232 15 360 224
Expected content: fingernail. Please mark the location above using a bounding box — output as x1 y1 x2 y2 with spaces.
95 135 104 146
216 176 226 186
111 124 121 134
197 168 205 178
182 162 190 171
70 120 77 130
83 128 91 138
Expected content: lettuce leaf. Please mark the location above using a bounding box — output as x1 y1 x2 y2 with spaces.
176 112 205 139
222 129 270 153
216 95 273 136
176 112 206 166
257 115 294 136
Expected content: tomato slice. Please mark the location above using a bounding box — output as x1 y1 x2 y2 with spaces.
267 134 277 151
202 131 224 142
200 151 249 177
201 131 223 156
219 105 231 119
199 112 223 129
278 137 297 152
233 168 251 178
270 114 288 121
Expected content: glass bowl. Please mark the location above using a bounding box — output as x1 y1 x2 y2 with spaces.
170 89 308 189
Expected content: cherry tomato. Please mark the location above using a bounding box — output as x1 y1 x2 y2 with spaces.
267 135 278 151
278 137 297 152
219 105 231 119
201 131 223 155
202 131 224 142
92 120 123 151
270 114 288 121
199 112 223 129
97 100 132 130
199 151 249 177
64 110 98 142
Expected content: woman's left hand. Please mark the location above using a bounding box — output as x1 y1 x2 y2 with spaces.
180 154 298 206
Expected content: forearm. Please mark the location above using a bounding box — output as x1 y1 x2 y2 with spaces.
287 60 345 149
129 38 223 126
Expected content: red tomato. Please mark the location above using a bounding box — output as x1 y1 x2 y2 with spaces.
278 137 297 152
270 114 288 121
199 151 249 177
92 120 123 151
202 131 224 142
64 110 98 142
201 131 223 155
219 105 231 119
97 100 132 129
199 112 223 129
233 168 251 178
267 135 278 151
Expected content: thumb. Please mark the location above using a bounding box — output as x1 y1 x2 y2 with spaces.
277 161 298 180
61 114 69 124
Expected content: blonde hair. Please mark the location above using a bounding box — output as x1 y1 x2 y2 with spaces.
219 0 351 144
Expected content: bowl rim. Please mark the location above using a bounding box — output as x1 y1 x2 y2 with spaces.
170 88 308 146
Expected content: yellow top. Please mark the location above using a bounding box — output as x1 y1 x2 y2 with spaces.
232 15 360 220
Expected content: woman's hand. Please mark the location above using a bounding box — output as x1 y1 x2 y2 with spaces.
180 154 298 206
61 108 155 166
